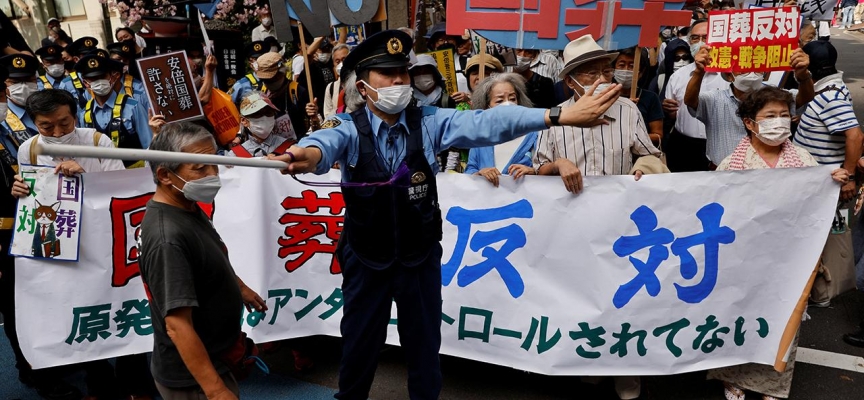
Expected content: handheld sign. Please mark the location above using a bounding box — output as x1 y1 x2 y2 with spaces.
136 51 205 123
705 7 800 73
425 49 459 95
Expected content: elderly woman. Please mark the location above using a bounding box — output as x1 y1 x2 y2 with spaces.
709 86 848 400
464 73 538 186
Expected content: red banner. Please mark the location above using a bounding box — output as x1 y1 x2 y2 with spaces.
705 7 800 73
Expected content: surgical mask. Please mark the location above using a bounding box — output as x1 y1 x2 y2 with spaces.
673 59 691 72
251 61 258 71
614 69 634 88
413 74 436 91
0 102 6 117
690 41 704 58
246 115 275 139
335 62 343 76
171 172 221 204
733 72 763 93
754 117 792 146
46 63 66 78
317 52 331 63
48 35 56 42
89 78 113 97
575 78 611 97
8 82 37 106
515 55 533 72
497 101 515 107
361 80 413 114
261 17 272 27
41 130 77 145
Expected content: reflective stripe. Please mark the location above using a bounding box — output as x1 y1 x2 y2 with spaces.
246 73 267 92
111 94 127 147
70 72 84 90
123 74 134 96
39 75 53 89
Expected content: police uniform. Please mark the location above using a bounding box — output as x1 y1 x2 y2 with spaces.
106 42 151 111
296 31 549 400
229 41 270 105
35 44 66 89
59 36 99 109
0 54 39 148
74 54 152 168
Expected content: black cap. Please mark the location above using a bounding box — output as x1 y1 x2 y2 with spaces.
246 41 269 59
73 54 124 78
0 54 38 79
342 30 412 74
107 40 136 61
66 36 99 57
263 36 282 53
86 48 111 60
36 44 64 62
803 39 837 75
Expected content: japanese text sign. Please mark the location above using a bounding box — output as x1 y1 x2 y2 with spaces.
706 7 800 73
136 51 204 123
447 0 692 50
424 49 459 95
10 165 83 262
16 166 836 375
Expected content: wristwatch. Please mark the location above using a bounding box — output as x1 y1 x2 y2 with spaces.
549 106 562 126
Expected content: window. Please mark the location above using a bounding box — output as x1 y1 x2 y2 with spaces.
0 0 28 19
53 0 86 18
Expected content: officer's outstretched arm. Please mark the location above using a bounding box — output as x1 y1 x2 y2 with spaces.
269 145 322 175
555 80 621 128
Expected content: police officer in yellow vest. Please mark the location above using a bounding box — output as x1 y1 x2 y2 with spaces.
36 44 66 89
59 36 99 109
74 53 152 168
229 40 271 106
0 54 39 147
106 41 151 111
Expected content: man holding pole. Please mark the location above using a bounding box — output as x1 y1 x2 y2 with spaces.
269 30 623 400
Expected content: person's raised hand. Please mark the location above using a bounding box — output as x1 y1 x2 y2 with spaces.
790 48 810 80
694 45 712 72
205 54 218 72
559 79 620 128
267 145 320 175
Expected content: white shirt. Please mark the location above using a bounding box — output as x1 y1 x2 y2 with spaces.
664 62 727 139
292 54 305 79
494 138 523 171
17 128 126 172
251 24 276 42
324 80 342 118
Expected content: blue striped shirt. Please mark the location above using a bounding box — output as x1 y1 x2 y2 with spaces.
794 73 858 165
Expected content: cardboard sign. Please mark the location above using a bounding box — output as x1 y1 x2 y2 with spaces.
798 0 835 21
425 49 459 95
10 166 83 262
705 7 800 73
136 51 204 123
446 0 692 50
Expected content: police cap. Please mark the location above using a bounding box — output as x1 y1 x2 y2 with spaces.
66 36 99 57
0 54 38 79
342 30 412 74
107 40 136 61
73 53 124 79
36 44 65 62
246 41 269 59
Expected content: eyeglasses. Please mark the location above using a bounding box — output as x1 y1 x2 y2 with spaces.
574 68 614 81
689 34 708 43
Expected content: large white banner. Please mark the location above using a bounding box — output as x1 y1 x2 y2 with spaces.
17 166 837 375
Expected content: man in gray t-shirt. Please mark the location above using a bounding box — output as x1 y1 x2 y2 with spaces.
138 122 266 399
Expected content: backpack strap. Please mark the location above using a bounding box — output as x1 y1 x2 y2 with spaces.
231 145 253 158
289 81 300 105
29 135 38 165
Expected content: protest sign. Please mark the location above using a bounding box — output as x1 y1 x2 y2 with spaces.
284 0 386 38
705 7 800 73
798 0 835 21
136 51 204 123
10 165 82 262
447 0 692 50
425 49 459 95
17 166 837 375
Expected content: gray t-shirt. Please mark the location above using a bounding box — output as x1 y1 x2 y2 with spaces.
138 200 243 388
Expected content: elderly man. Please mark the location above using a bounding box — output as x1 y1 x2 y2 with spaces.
139 122 267 400
251 7 276 42
269 30 622 400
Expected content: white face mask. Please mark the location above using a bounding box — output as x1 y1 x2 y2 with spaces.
89 77 114 97
335 62 343 76
673 59 691 72
690 41 704 58
413 74 436 91
41 129 77 145
754 117 792 146
515 55 533 72
246 115 275 140
171 171 221 204
613 69 634 88
317 52 331 63
261 17 272 27
0 102 7 117
251 61 259 71
361 80 414 115
8 82 37 106
48 35 56 42
495 101 515 108
46 64 66 78
733 72 763 93
574 77 611 97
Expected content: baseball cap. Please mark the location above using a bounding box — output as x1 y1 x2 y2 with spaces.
239 92 279 116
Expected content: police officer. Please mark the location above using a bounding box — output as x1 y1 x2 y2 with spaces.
1 54 39 145
106 42 150 110
59 36 99 108
74 53 152 168
35 44 67 89
229 40 271 105
269 30 622 400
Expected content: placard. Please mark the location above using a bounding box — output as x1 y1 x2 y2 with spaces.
706 7 800 73
425 49 459 95
136 51 205 123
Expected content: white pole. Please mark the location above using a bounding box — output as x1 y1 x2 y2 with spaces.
36 143 290 170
